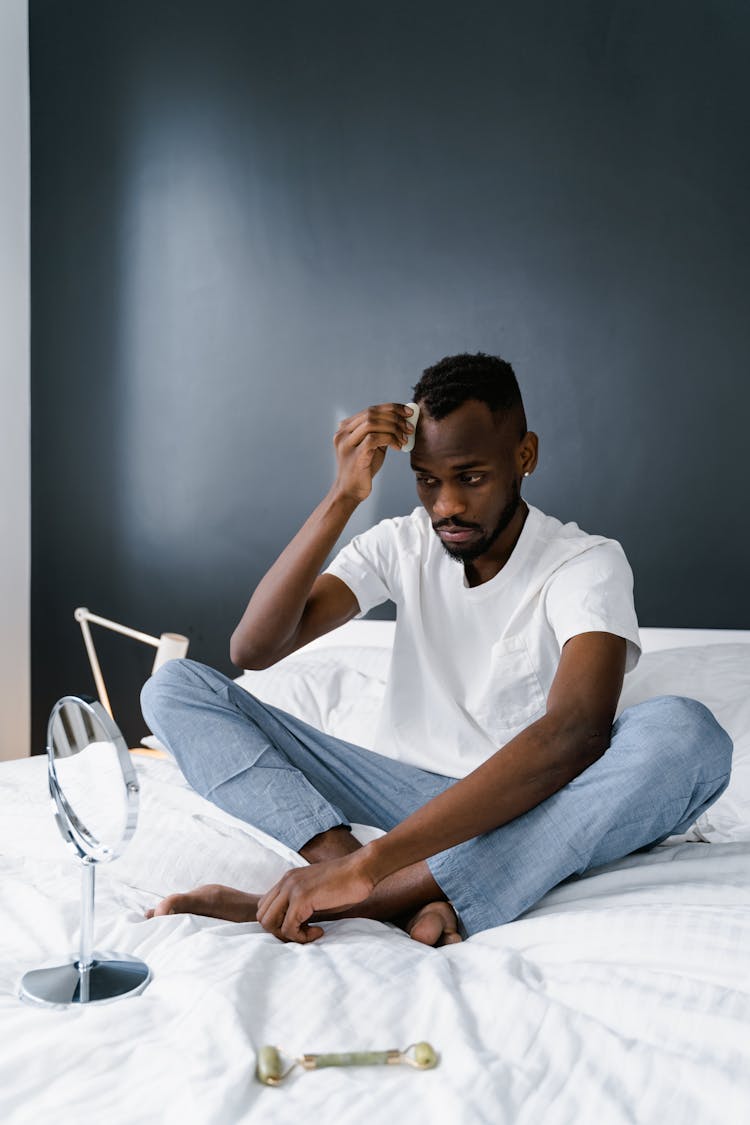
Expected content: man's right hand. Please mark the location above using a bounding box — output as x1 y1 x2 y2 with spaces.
333 403 415 503
230 402 414 669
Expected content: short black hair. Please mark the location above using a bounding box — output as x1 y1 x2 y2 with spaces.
412 352 526 436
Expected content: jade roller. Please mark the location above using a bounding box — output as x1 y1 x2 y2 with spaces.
257 1041 439 1086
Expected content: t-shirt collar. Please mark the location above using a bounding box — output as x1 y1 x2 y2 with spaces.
459 504 542 593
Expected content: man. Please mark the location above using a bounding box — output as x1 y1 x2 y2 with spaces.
142 353 731 946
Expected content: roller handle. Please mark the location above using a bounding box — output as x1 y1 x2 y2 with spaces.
302 1050 400 1069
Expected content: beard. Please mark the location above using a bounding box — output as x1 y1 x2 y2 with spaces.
435 478 522 563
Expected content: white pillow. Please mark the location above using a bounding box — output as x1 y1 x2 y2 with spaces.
235 645 390 750
617 644 750 842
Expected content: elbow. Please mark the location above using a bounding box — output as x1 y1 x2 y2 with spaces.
546 711 613 769
569 719 612 766
229 630 281 671
582 730 610 765
229 637 247 669
229 632 262 670
230 646 267 671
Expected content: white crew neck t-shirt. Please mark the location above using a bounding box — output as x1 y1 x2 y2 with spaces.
324 504 641 778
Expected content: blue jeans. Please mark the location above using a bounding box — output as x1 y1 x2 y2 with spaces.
141 659 733 938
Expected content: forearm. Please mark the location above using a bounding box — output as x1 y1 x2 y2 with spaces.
230 488 359 667
362 715 608 885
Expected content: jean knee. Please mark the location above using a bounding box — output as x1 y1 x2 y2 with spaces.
140 657 198 723
622 694 732 781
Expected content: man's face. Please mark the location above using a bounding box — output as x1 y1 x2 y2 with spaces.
410 399 531 564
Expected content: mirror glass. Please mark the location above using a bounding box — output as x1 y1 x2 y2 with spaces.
50 699 130 856
19 696 150 1007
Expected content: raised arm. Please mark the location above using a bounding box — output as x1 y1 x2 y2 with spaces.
230 403 415 669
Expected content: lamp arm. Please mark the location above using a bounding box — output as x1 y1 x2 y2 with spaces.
76 613 114 718
74 608 161 648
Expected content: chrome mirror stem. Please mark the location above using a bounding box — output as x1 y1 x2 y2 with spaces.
79 858 95 973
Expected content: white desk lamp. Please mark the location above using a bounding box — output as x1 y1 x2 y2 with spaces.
74 606 189 723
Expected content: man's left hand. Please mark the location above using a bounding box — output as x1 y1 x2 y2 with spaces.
256 851 376 943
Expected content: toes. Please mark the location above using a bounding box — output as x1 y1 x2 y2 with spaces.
408 913 445 946
438 929 463 947
152 896 181 917
144 894 186 918
147 885 219 920
406 902 463 947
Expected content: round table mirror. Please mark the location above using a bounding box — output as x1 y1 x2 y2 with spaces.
19 696 151 1006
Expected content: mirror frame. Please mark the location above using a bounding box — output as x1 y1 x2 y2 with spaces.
47 695 140 863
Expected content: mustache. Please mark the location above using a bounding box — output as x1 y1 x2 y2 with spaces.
432 518 481 531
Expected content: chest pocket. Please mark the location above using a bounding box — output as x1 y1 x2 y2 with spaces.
472 635 546 741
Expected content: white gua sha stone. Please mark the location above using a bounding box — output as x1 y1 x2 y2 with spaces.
401 402 420 452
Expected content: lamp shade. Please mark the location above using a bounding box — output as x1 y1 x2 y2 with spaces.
152 633 190 674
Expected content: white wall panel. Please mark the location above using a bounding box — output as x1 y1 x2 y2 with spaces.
0 0 30 759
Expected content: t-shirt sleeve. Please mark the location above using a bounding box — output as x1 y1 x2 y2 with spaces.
323 519 399 619
543 541 641 672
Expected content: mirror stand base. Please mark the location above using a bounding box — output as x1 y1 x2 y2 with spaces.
19 952 151 1006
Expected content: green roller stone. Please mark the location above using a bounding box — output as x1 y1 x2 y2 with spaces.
257 1045 283 1085
413 1042 438 1068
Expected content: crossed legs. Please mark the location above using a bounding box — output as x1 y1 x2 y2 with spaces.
141 660 733 942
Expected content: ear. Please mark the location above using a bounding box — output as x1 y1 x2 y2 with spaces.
518 431 539 479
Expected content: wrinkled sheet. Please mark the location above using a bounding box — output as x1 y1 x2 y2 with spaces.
1 754 749 1124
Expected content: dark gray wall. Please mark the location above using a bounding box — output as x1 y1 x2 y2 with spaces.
31 0 750 750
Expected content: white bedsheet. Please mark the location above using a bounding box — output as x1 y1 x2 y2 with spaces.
1 754 749 1124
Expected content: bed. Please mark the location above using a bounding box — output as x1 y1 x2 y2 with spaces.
1 622 749 1124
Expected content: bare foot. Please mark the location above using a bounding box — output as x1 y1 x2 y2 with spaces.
144 883 260 922
404 901 463 947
